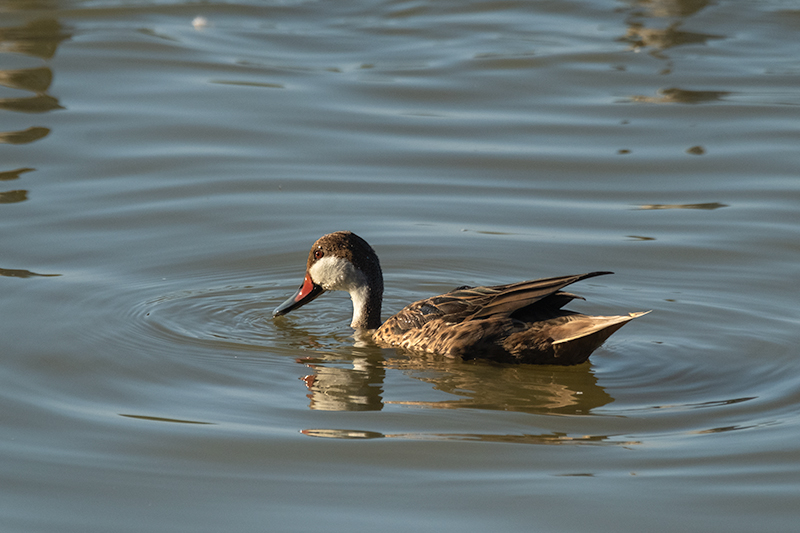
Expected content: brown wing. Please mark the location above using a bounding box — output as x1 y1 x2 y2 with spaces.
378 271 612 337
464 272 611 320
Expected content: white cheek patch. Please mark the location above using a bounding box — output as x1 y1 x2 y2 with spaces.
308 256 367 292
307 254 374 329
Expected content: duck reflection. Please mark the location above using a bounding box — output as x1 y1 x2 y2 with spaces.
273 318 388 411
383 353 613 415
296 350 633 445
298 351 386 411
292 338 613 415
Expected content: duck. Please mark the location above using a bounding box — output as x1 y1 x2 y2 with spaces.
273 231 648 365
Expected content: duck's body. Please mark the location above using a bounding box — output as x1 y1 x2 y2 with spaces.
274 231 647 365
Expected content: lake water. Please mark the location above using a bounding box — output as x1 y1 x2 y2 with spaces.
2 0 799 531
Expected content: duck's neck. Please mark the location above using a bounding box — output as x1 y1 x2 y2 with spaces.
349 283 382 330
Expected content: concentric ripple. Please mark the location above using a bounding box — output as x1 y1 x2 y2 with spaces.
120 276 369 364
136 283 276 350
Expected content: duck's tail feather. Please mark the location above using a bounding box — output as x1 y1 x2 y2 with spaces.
548 311 650 364
551 311 651 346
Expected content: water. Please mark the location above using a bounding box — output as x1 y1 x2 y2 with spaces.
2 0 799 531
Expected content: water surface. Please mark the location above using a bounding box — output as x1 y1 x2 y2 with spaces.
2 1 799 532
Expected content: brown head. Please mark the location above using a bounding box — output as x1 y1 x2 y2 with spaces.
273 231 384 329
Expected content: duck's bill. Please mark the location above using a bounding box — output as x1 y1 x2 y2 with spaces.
273 273 325 317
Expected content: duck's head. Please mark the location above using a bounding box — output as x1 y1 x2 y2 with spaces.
273 231 384 329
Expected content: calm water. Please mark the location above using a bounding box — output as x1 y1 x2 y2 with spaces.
2 0 799 531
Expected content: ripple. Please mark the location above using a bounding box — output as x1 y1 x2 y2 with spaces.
130 283 280 353
121 277 368 367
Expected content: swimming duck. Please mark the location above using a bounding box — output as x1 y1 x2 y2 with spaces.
273 231 647 365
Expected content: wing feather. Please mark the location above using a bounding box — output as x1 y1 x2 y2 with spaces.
377 272 612 337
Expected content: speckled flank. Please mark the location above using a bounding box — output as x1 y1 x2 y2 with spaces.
374 281 646 365
370 270 646 365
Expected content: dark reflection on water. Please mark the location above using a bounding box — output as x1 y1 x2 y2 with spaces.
0 66 52 91
626 87 730 104
648 396 757 410
0 92 62 113
0 17 66 150
0 126 49 144
622 21 722 52
636 202 728 210
619 0 719 47
302 427 641 446
0 266 60 278
301 428 385 439
618 0 724 94
119 413 214 425
0 167 35 181
209 79 286 90
0 189 27 203
0 18 69 59
692 424 757 435
685 145 705 155
407 432 639 446
384 354 614 415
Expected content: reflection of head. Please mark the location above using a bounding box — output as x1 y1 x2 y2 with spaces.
303 361 385 412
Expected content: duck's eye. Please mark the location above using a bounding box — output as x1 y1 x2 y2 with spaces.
314 249 324 260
